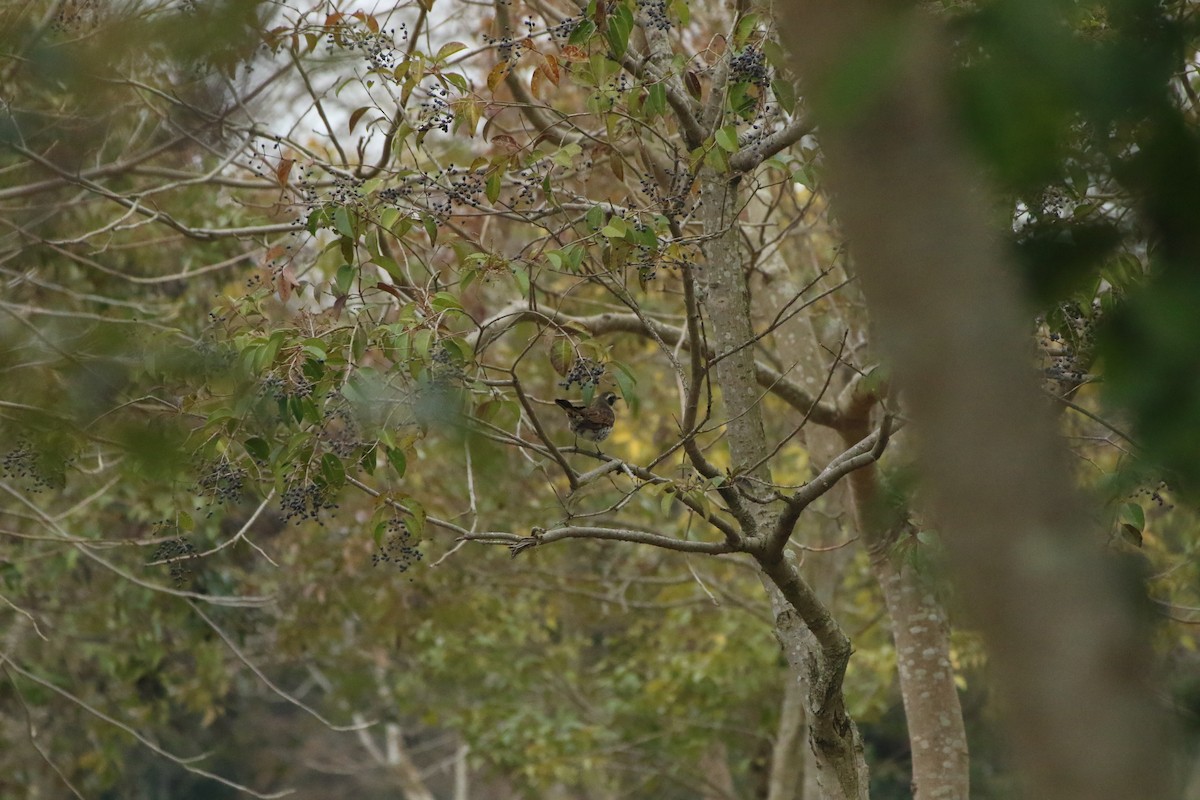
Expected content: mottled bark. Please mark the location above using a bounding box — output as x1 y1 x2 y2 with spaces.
778 4 1174 799
844 429 970 800
754 191 970 798
768 676 807 800
700 739 738 800
696 168 868 800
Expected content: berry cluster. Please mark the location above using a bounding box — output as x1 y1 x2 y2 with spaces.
414 83 454 134
637 0 672 32
631 223 661 281
730 47 770 88
1041 187 1074 219
371 517 423 573
559 357 606 390
482 33 518 65
638 160 692 218
150 535 198 587
342 27 404 70
424 164 487 218
328 173 366 206
52 0 98 33
196 458 247 506
320 405 365 458
1 440 68 493
281 478 338 525
1041 302 1096 393
295 166 323 210
513 163 547 206
1133 483 1172 510
430 343 466 387
551 16 579 40
261 370 315 401
378 185 411 205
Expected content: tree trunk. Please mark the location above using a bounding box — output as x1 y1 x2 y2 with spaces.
696 167 869 800
778 5 1174 799
753 189 971 798
768 675 807 800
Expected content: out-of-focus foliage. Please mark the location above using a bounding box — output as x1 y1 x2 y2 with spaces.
1 0 1199 797
953 0 1200 494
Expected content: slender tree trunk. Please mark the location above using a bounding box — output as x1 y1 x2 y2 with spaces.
768 676 807 800
700 739 739 800
696 168 868 800
843 431 970 800
754 191 971 798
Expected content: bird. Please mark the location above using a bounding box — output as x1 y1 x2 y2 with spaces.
555 391 619 444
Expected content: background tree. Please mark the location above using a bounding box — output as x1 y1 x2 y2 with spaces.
2 1 1199 799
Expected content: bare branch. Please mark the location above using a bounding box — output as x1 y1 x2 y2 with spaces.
459 525 740 557
0 654 294 799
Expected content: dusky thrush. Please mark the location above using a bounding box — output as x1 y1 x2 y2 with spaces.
555 391 619 443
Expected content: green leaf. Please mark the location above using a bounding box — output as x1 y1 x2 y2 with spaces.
601 217 628 239
321 452 346 489
585 205 604 231
552 143 583 168
611 359 638 413
306 207 330 235
303 339 328 361
605 3 634 60
645 82 666 117
435 41 468 62
734 13 760 49
486 170 502 203
334 206 356 239
670 0 689 26
565 243 585 270
387 446 407 477
334 264 356 295
1118 502 1145 531
244 437 270 462
373 255 403 282
511 263 530 295
568 18 596 46
715 125 739 153
773 77 797 114
1118 523 1143 547
423 214 439 246
549 337 574 377
704 145 729 172
411 329 433 361
762 39 787 70
431 291 463 312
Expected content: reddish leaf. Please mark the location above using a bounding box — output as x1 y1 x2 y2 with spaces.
487 61 510 93
560 45 588 62
348 106 370 134
609 156 624 182
275 267 298 303
491 134 520 154
275 157 294 187
541 54 561 85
